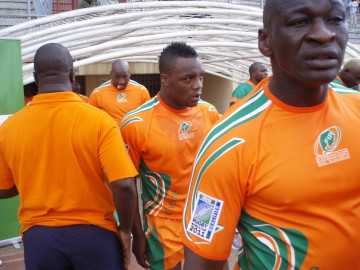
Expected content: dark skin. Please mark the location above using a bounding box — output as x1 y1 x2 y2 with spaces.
260 0 348 107
111 60 131 91
250 63 268 84
339 65 360 88
160 57 204 110
184 1 348 269
0 186 18 198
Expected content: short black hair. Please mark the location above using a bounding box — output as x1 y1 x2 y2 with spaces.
159 42 198 73
249 62 265 76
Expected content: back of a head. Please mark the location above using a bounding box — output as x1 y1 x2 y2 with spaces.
249 62 264 76
159 42 198 74
34 43 73 92
343 59 360 72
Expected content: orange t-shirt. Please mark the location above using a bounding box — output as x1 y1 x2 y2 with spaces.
121 95 220 220
0 91 138 234
183 79 360 269
89 82 150 122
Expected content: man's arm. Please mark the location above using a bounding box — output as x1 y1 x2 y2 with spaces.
0 185 18 199
131 185 150 268
110 177 137 269
110 178 137 232
184 247 226 270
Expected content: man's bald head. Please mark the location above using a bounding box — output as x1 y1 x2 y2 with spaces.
111 60 130 90
340 59 360 88
111 60 129 74
34 43 73 92
263 0 347 29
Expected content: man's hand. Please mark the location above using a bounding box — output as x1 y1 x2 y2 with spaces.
119 230 132 270
0 186 18 199
132 232 149 268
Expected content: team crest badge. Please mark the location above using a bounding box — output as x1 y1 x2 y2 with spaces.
116 92 127 103
178 121 193 140
314 126 350 167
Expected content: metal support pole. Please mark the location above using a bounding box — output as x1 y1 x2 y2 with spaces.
27 0 32 19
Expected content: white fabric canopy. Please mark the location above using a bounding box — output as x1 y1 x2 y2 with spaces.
0 1 358 84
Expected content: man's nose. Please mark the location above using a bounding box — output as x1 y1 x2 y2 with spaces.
307 19 336 44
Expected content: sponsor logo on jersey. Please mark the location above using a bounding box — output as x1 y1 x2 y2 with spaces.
314 126 350 167
178 121 194 141
187 192 223 242
116 92 128 103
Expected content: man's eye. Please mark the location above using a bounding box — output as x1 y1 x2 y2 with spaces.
288 18 309 27
327 16 345 24
183 76 192 82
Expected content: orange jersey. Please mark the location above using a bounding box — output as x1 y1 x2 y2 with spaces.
121 95 220 219
183 79 360 269
89 82 150 122
121 95 220 269
0 92 137 234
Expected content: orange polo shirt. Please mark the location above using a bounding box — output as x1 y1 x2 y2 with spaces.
89 82 150 122
0 91 138 234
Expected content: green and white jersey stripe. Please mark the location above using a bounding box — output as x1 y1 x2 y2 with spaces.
120 116 143 129
330 82 360 94
183 90 272 239
124 96 159 119
195 90 271 165
0 114 11 125
191 137 246 210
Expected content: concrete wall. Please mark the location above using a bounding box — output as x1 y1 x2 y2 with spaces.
203 73 233 114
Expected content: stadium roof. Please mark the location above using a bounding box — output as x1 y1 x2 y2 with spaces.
0 1 359 84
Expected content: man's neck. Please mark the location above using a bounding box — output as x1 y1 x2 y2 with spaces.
269 74 328 107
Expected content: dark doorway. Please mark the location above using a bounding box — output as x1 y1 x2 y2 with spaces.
131 74 160 97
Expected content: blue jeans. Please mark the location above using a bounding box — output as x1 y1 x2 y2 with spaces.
23 225 124 270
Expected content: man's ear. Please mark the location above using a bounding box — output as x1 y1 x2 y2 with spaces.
160 73 168 87
69 69 74 83
258 28 272 57
33 72 39 86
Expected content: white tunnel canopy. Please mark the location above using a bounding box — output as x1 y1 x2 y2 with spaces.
0 1 359 85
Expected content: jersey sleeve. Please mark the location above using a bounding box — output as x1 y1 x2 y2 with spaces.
207 104 222 124
120 114 146 170
98 114 138 182
183 133 249 261
88 90 99 107
232 83 252 99
0 133 14 189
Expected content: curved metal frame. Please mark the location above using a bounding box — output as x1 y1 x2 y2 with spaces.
0 1 358 84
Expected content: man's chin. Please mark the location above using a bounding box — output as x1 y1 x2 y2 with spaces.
300 70 339 85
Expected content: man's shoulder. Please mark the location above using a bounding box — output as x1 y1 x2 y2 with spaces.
330 81 360 96
90 84 113 96
197 100 218 113
120 96 159 129
127 81 149 93
232 81 254 98
197 90 271 158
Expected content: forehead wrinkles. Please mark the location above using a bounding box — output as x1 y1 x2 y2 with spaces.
278 0 345 16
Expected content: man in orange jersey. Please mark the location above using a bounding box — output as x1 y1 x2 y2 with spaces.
333 59 360 90
120 42 220 270
229 62 268 106
0 43 138 270
89 60 151 122
183 0 360 269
